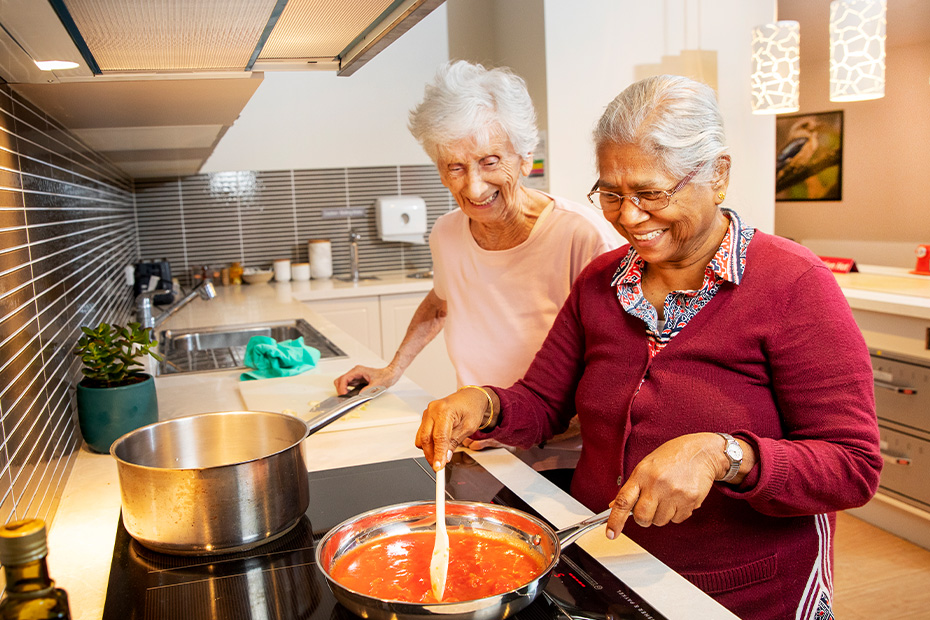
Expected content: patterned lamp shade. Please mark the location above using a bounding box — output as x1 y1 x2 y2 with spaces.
830 0 886 102
751 21 801 114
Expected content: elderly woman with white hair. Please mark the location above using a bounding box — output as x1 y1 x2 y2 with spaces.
416 75 882 620
336 61 620 460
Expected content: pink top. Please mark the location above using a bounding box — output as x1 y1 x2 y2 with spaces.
430 194 621 387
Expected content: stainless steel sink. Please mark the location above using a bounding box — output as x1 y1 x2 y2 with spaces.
156 319 346 375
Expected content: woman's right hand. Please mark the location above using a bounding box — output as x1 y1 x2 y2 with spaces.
416 388 492 469
333 364 402 395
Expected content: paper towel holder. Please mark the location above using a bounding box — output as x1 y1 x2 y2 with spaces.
375 196 427 244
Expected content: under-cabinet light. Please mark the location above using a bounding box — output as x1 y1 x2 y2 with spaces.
34 60 80 71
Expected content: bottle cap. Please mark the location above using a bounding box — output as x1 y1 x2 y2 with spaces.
0 519 48 566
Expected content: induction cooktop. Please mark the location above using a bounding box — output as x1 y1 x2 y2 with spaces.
101 454 666 620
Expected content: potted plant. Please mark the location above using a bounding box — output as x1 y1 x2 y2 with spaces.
73 322 163 453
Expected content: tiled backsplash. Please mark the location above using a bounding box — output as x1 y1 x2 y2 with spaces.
135 166 454 285
0 82 456 530
0 84 136 526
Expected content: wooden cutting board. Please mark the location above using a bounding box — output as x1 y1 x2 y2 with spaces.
238 371 421 433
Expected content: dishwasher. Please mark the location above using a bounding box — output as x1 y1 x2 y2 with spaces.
870 349 930 513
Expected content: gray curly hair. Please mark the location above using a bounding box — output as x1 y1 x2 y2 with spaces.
408 60 539 163
593 75 728 185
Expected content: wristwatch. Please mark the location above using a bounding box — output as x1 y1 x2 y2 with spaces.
716 432 743 482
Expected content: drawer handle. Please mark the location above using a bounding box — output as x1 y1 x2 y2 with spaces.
873 380 917 395
880 451 912 466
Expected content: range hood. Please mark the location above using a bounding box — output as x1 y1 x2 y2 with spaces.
0 0 443 179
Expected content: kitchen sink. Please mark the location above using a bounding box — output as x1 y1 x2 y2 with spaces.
156 318 346 375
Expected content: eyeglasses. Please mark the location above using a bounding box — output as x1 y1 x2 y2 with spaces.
587 165 704 213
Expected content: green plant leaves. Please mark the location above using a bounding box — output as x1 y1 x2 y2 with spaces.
73 322 164 388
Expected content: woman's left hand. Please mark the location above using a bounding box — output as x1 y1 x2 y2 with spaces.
604 432 727 538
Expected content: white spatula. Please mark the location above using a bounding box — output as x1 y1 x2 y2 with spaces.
429 465 449 601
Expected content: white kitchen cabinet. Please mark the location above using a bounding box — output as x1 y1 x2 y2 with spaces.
305 296 382 356
380 292 458 398
303 291 457 398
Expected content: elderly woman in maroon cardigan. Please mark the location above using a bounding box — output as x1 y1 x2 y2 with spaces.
416 75 882 620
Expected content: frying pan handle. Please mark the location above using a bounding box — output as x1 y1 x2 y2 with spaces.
555 509 612 548
303 385 387 435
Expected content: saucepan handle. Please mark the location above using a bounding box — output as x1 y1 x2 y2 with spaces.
555 509 612 548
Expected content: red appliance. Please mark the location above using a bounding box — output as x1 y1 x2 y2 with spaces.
911 245 930 276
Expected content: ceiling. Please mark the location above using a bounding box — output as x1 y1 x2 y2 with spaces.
0 0 443 179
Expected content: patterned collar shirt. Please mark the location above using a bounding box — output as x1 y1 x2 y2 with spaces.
610 208 756 359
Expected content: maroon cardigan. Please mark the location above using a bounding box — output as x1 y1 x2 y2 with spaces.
479 231 882 620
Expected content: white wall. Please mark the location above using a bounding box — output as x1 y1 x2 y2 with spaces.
447 0 548 137
773 36 930 268
543 0 777 232
202 4 449 172
204 0 779 236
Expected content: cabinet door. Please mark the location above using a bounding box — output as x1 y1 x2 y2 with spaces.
380 292 458 398
305 296 382 357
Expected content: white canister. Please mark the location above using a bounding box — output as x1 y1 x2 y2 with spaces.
292 262 310 281
308 239 333 279
273 258 291 282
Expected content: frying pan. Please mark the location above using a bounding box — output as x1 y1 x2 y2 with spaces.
315 500 610 620
110 385 386 555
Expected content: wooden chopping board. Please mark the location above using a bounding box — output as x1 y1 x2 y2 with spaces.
238 371 421 433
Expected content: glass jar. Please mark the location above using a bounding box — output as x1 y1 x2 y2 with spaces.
229 261 244 285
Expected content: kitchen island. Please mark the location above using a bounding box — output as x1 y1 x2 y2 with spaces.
47 275 738 620
835 264 930 362
832 265 930 549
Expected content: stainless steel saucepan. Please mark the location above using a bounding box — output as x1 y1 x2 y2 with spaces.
315 500 611 620
110 384 386 555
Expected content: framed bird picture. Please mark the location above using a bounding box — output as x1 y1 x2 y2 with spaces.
775 110 843 201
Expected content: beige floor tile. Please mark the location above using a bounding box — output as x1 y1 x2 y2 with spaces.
833 511 930 618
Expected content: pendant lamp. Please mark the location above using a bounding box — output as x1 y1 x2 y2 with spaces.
830 0 886 102
751 20 801 114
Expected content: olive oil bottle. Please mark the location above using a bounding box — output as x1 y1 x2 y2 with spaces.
0 519 71 620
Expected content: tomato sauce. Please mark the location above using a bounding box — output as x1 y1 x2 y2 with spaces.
330 529 547 603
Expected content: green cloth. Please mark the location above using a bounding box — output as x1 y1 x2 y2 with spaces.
239 335 321 381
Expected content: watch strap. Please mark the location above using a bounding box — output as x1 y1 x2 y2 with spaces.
716 432 741 482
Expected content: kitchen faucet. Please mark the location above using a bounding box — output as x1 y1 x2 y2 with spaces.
135 275 217 335
335 229 378 282
348 229 362 282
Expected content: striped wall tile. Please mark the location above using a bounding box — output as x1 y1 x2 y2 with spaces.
136 164 455 285
1 81 459 530
0 83 136 527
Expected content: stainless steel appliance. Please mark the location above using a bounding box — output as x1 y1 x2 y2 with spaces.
101 456 668 620
870 349 930 512
110 387 386 555
157 319 346 374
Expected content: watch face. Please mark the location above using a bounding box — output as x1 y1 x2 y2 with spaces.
726 443 742 460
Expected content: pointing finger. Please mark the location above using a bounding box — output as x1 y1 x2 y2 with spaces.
606 483 640 539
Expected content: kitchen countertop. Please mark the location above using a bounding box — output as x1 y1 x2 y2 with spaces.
288 270 435 302
240 262 930 315
831 264 930 364
46 273 737 620
834 264 930 320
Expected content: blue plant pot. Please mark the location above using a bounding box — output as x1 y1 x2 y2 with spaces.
76 374 159 453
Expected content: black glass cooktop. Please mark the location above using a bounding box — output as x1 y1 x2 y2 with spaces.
102 455 666 620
